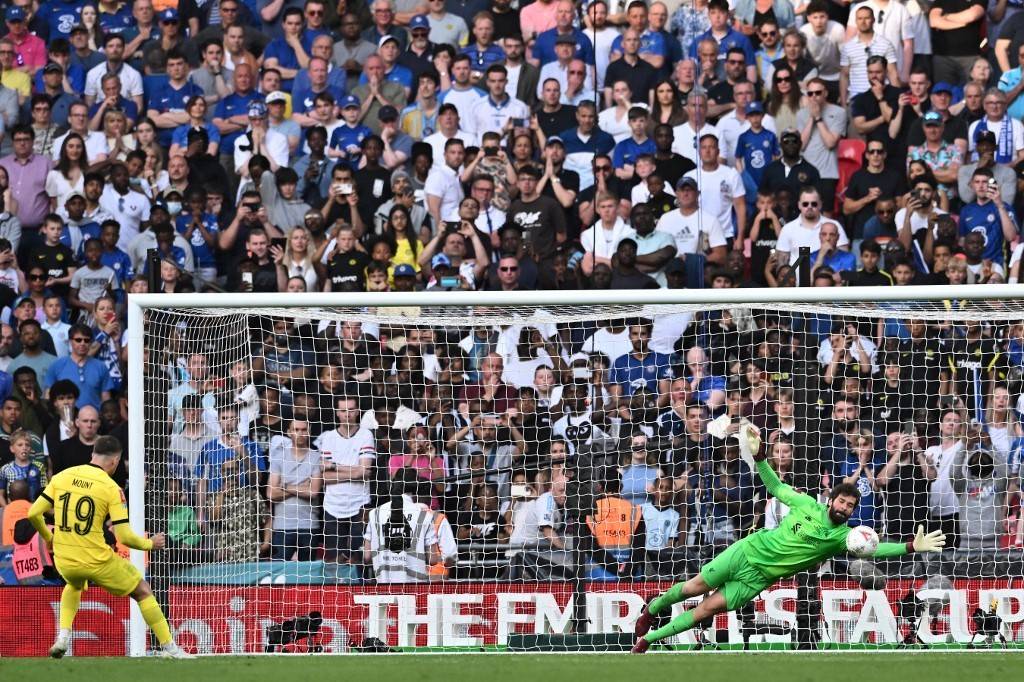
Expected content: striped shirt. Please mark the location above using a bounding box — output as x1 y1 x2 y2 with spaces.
839 35 898 98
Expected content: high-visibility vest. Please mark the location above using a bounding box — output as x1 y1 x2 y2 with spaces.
587 496 641 551
12 525 53 583
427 512 449 578
0 499 31 547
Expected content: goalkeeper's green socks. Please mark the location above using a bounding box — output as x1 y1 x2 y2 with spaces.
138 595 173 646
644 610 696 643
59 584 82 630
648 582 685 617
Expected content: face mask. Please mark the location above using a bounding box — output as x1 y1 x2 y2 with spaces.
166 202 182 215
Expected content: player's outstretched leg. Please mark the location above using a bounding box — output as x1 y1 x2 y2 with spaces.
631 591 728 654
634 574 713 641
49 583 82 658
132 580 192 658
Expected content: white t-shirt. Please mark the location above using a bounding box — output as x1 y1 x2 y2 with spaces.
579 218 633 260
470 95 530 137
846 1 914 75
233 127 289 174
51 130 108 163
580 326 632 359
967 116 1024 158
894 206 948 235
509 491 562 546
424 163 464 222
641 503 681 550
776 217 849 264
438 86 485 133
84 62 143 100
315 427 375 519
682 165 745 238
670 122 718 163
98 185 151 249
598 106 632 143
925 440 964 517
655 208 727 256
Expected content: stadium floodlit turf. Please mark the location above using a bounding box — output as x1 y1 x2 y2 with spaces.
5 652 1023 682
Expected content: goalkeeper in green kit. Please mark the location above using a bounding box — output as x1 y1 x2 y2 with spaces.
631 424 946 653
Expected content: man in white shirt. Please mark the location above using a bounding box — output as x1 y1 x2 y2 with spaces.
470 64 530 138
655 176 727 264
846 0 914 83
98 163 151 249
233 100 289 177
671 90 718 164
776 186 849 264
716 81 777 164
839 5 901 104
316 394 376 564
967 89 1024 165
423 103 475 165
52 102 109 163
800 1 846 99
83 33 144 113
925 408 966 550
424 136 465 225
438 54 484 132
682 134 745 242
363 469 440 584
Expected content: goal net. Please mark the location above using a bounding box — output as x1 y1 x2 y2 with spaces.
122 289 1024 654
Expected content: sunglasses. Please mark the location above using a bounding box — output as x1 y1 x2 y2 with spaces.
594 165 612 172
801 201 819 208
775 75 793 82
71 337 91 343
760 31 777 37
866 148 885 155
726 59 745 65
807 90 825 96
28 274 46 281
499 266 519 272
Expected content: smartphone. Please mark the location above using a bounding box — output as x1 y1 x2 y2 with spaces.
511 117 525 127
340 183 354 194
444 221 461 233
241 272 253 285
483 147 498 157
511 484 532 499
440 276 460 288
271 237 287 250
902 420 916 436
988 178 999 190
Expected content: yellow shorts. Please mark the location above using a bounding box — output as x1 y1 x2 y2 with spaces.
56 554 143 597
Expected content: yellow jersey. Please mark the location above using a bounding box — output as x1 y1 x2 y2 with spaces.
41 463 130 566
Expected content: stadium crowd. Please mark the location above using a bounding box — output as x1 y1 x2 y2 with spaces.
0 0 1023 585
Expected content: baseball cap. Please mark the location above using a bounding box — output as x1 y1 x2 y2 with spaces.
780 127 800 141
265 90 288 105
409 14 430 31
64 190 86 202
378 35 400 48
746 101 765 115
393 263 416 277
545 135 565 147
922 111 942 126
675 176 699 191
932 82 954 95
431 253 451 269
976 130 997 146
555 34 576 46
378 105 399 122
341 94 361 109
43 62 64 75
248 100 267 118
4 6 25 21
159 8 179 22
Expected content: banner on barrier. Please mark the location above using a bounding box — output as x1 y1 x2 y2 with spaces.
3 580 1023 656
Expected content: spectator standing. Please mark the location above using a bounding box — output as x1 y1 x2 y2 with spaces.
43 324 113 409
316 395 375 564
268 418 322 561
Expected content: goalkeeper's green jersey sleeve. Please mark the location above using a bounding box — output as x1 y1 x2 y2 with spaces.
741 460 908 579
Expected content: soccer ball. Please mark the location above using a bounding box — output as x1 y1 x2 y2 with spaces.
846 526 879 557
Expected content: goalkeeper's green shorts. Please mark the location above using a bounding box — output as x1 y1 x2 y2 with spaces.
699 540 774 611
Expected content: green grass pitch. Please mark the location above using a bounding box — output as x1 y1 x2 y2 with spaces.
4 653 1023 682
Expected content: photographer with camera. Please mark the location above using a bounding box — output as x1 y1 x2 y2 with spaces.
363 467 440 584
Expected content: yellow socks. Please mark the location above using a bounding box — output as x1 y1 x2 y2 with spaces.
59 584 82 630
138 595 173 646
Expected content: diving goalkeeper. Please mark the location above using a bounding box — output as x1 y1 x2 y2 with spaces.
631 423 946 653
27 436 190 658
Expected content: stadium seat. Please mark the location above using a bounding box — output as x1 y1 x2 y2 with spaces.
835 138 867 214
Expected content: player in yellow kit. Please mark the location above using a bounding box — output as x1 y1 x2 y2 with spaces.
27 435 190 658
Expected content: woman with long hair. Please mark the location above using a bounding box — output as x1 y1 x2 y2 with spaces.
773 29 817 88
271 226 320 291
619 432 663 506
134 117 162 165
598 79 635 142
102 108 135 163
80 4 103 51
985 384 1020 460
45 133 88 210
383 204 421 275
649 79 687 132
766 66 801 131
169 95 221 158
509 133 536 172
0 165 19 218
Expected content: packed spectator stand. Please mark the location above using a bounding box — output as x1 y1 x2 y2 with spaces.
0 0 1023 587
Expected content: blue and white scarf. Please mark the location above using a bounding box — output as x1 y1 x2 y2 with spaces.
975 117 1015 164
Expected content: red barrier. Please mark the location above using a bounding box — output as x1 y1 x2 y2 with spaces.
3 579 1023 655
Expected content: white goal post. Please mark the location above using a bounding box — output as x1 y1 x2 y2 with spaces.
126 286 1024 655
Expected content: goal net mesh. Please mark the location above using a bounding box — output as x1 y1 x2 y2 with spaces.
134 298 1024 653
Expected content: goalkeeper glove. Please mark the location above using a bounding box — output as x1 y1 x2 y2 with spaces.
911 525 946 553
734 422 762 472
